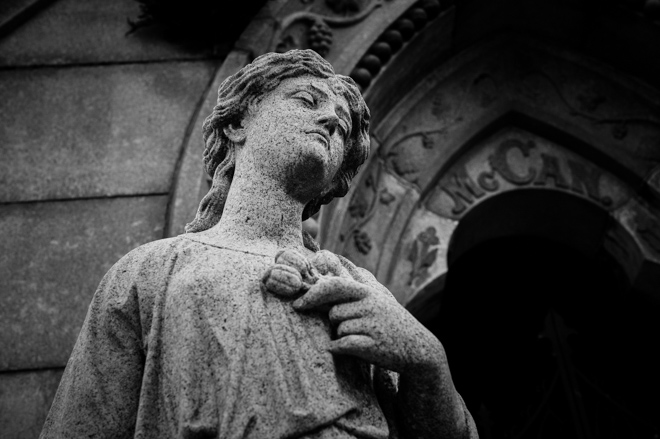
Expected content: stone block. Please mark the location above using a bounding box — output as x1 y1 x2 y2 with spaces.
0 0 214 66
0 1 39 32
0 61 215 203
0 368 63 439
0 196 167 371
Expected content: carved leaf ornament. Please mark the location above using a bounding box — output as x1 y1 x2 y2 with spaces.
342 169 398 256
343 171 380 254
408 226 440 287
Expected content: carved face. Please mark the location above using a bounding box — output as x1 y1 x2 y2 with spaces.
237 75 352 202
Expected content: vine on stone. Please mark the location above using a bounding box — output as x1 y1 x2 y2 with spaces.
408 226 440 287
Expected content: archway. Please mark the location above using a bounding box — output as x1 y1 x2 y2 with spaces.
177 1 660 436
426 191 660 439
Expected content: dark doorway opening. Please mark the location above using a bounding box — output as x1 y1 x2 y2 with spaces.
428 236 660 439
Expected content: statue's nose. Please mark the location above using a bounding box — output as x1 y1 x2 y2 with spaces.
317 111 339 138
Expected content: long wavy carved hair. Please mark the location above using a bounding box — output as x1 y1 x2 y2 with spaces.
185 50 371 250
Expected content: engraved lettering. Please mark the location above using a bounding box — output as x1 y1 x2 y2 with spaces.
534 153 570 189
477 170 499 192
440 167 485 214
567 159 611 207
489 139 537 185
435 137 623 217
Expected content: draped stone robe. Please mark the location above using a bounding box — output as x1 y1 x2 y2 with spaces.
40 235 399 439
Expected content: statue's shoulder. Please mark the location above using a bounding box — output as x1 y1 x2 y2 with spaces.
102 235 202 290
93 236 201 313
113 235 189 271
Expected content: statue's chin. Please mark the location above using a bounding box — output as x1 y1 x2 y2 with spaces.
283 146 334 203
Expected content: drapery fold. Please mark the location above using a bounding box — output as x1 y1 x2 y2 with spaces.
41 236 392 439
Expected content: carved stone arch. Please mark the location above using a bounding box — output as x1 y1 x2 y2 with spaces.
156 2 660 436
318 34 660 312
163 0 660 310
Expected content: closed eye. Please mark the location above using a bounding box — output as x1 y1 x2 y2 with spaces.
293 91 316 107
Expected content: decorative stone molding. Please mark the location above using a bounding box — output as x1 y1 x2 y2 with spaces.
166 0 660 314
349 0 445 90
321 37 660 310
407 226 440 287
273 0 385 57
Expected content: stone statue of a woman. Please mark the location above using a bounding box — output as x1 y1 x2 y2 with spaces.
41 50 478 439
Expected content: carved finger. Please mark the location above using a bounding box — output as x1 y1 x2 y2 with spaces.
311 250 344 277
275 249 311 273
293 277 371 311
328 335 377 359
336 318 369 338
328 302 367 324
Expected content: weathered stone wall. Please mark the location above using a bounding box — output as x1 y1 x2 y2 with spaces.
0 1 221 436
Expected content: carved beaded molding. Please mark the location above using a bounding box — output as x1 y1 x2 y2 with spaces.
321 38 660 308
271 0 448 89
348 0 446 90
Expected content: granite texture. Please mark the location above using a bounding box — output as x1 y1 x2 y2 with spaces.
0 196 167 371
41 50 477 439
0 61 215 203
0 368 64 439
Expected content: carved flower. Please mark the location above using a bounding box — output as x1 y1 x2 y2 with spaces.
407 226 440 287
348 199 368 218
379 189 395 205
418 227 440 246
353 230 372 254
421 133 434 149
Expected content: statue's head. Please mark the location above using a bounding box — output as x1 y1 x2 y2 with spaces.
186 49 370 234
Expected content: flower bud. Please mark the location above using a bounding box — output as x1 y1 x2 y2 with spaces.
262 264 304 297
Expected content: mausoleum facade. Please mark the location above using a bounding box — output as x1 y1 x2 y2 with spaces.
1 0 659 437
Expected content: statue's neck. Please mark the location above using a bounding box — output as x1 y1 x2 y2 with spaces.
207 173 307 257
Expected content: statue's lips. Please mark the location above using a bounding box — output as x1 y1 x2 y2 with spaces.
307 130 330 149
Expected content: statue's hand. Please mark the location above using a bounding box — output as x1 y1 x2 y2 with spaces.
292 277 442 374
262 250 347 298
309 250 346 278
